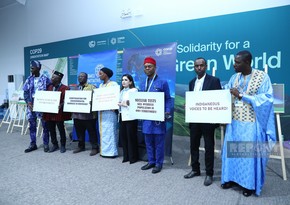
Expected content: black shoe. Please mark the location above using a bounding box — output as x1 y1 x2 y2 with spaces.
242 188 253 197
122 159 129 163
141 163 155 170
48 145 59 153
60 146 66 153
184 171 201 179
24 145 37 153
43 144 49 152
204 176 213 186
73 147 85 154
152 166 162 174
129 160 138 164
90 148 99 156
221 182 234 189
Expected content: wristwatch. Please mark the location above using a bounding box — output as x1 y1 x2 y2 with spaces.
238 93 243 99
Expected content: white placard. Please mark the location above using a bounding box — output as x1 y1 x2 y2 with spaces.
129 92 164 121
63 90 92 113
185 89 232 123
33 91 61 113
92 86 120 111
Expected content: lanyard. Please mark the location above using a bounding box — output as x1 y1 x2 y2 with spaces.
145 74 156 92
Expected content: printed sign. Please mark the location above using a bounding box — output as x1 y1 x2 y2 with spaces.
33 91 61 113
92 86 120 111
129 92 164 121
63 90 92 113
185 90 232 123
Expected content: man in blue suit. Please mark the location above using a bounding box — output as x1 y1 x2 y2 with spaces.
184 57 221 186
140 56 172 174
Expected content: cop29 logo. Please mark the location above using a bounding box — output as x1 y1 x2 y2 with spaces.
30 48 42 55
155 47 173 56
88 41 96 48
155 48 162 56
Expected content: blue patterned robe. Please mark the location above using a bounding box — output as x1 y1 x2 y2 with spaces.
23 74 51 145
98 81 119 157
23 74 51 119
23 75 50 119
221 69 276 196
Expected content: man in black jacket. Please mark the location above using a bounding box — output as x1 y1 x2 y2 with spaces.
184 57 221 186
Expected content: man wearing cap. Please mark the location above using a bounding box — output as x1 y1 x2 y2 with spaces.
140 57 172 174
23 60 51 153
72 72 99 156
43 71 71 153
98 67 119 157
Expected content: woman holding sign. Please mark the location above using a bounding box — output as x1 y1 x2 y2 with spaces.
98 67 119 157
118 74 139 164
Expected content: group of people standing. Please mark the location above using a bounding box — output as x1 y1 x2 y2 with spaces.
183 50 276 197
22 50 276 197
23 56 171 175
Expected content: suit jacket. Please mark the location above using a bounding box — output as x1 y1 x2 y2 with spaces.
188 74 222 128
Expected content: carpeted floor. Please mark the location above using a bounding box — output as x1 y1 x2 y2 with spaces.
0 124 290 205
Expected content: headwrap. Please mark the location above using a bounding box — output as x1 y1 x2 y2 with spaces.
101 67 113 78
144 57 156 65
53 71 64 79
30 60 41 68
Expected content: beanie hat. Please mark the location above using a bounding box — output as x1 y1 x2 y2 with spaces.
144 57 156 65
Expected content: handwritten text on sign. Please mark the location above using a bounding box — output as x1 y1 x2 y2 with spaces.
185 89 232 123
129 92 164 121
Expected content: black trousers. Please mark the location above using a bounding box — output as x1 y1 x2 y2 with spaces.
47 121 66 146
73 118 98 149
189 123 216 176
119 115 139 163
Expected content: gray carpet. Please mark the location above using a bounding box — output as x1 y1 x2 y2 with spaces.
0 124 290 205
